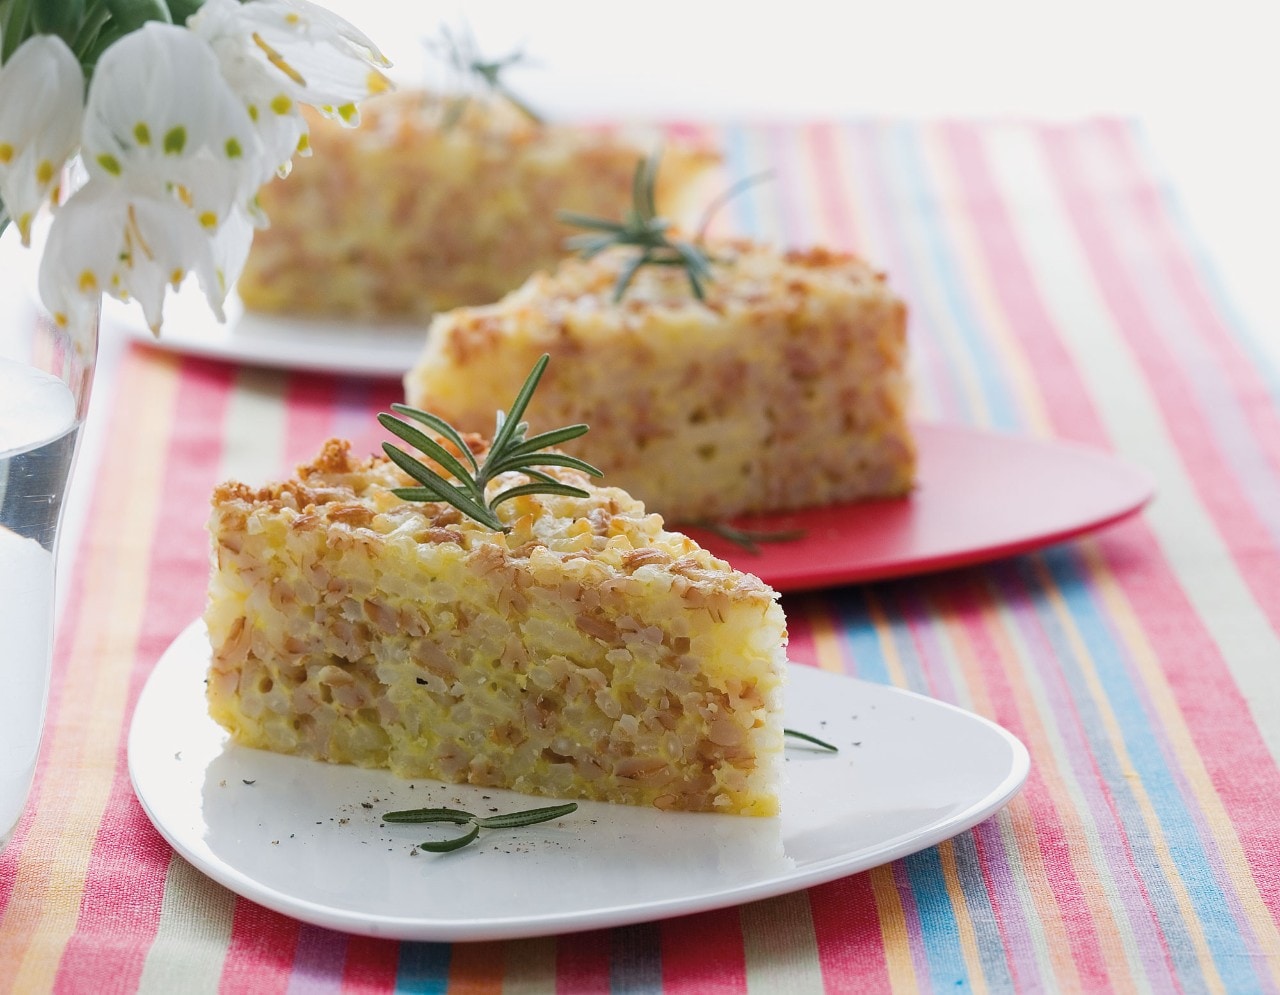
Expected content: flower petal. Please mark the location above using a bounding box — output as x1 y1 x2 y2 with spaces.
0 35 84 243
81 22 265 228
39 183 221 337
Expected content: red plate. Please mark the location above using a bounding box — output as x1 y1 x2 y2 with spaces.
679 423 1155 592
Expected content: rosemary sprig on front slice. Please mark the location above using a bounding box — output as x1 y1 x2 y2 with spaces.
384 802 578 853
560 152 713 302
378 354 602 532
429 23 543 127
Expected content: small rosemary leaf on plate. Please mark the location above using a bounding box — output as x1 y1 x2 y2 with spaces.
784 728 840 753
418 822 482 853
382 807 476 825
472 802 579 830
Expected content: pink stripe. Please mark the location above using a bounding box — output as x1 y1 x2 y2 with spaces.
809 873 893 993
339 935 398 992
659 907 747 994
804 122 861 254
219 900 300 994
1041 123 1280 925
52 356 236 991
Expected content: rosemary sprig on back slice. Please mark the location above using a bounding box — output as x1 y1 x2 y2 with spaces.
428 23 543 128
384 802 578 853
559 151 713 302
378 354 602 532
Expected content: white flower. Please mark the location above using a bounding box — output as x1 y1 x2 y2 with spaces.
80 22 265 233
38 182 234 344
189 0 392 181
0 35 84 244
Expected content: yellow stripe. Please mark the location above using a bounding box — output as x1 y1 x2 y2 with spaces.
1082 543 1280 985
868 864 918 992
806 600 848 674
1 351 180 990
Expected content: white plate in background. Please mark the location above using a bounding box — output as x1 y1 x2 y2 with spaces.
101 287 424 379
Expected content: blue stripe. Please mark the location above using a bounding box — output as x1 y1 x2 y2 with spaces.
827 589 890 685
720 124 765 240
950 829 1016 991
902 846 971 993
395 942 451 994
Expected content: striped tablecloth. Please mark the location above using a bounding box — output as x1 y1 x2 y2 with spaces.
3 118 1279 993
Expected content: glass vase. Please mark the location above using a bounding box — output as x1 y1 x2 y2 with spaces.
0 258 98 852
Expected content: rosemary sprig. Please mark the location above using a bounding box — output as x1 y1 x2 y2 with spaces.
384 802 578 853
378 354 603 532
560 151 713 302
689 519 807 555
784 728 840 753
428 22 543 128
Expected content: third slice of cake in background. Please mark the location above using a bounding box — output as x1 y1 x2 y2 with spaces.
404 239 915 524
235 90 717 322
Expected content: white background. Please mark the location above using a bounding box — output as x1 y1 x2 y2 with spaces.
326 0 1280 348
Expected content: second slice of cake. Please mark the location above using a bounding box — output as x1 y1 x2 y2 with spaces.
404 240 915 523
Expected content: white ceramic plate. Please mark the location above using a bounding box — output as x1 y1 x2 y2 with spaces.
128 620 1029 942
100 287 423 379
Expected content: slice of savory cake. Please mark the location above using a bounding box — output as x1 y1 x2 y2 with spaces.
234 89 718 322
204 439 787 816
403 240 915 523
